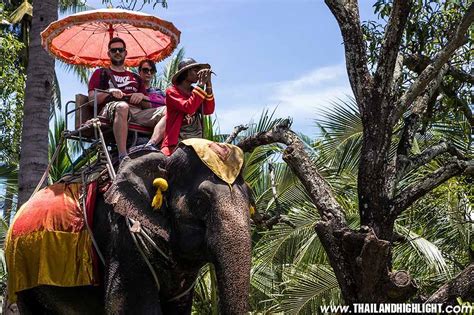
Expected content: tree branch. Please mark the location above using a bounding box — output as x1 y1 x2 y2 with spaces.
225 124 248 144
391 53 404 94
238 120 347 228
395 2 474 123
395 66 448 173
373 0 412 102
403 53 474 126
400 141 467 177
404 54 474 84
325 0 372 112
440 84 474 127
411 65 448 115
392 159 474 216
426 262 474 304
251 212 296 230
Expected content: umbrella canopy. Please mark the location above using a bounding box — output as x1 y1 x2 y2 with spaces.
41 8 180 68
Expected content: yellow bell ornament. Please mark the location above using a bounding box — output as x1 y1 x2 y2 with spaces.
151 178 168 210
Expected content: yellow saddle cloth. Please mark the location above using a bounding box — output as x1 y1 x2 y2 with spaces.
5 183 96 302
182 138 244 185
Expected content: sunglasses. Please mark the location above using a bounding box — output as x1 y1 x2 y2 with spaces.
140 68 155 74
109 47 126 53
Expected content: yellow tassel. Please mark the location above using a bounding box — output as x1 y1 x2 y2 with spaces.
249 205 255 216
151 178 168 210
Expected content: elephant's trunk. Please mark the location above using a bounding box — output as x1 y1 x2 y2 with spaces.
207 188 251 315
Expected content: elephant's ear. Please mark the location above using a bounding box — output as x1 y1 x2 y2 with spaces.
104 151 170 240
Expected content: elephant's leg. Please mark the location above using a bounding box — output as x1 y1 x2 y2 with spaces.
17 285 103 315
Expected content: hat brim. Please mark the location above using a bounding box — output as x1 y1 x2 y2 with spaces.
171 63 210 84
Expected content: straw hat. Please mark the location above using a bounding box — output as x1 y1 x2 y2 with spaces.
171 58 210 84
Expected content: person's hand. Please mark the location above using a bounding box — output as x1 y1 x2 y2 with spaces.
197 69 211 86
129 92 145 105
206 75 213 93
207 73 212 86
108 88 124 99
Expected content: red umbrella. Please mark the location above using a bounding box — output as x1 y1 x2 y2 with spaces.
41 8 180 68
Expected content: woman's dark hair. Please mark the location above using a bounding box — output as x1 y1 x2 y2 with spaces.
108 37 126 49
175 70 189 85
138 59 157 73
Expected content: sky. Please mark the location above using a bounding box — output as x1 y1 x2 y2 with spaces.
57 0 378 137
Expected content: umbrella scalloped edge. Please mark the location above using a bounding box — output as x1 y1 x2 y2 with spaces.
40 9 181 68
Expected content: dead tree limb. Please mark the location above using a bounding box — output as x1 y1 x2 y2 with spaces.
426 262 474 304
225 124 248 144
238 119 347 228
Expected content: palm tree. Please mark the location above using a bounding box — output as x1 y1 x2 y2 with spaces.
14 0 91 205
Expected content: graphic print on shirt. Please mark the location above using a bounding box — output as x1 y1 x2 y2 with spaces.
108 74 139 93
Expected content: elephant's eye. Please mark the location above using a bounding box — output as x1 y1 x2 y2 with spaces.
194 191 211 208
193 195 207 208
190 194 209 218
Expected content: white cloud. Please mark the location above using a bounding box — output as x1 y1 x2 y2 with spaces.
215 64 353 136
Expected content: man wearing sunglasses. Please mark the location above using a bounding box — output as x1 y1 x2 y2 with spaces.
88 37 164 163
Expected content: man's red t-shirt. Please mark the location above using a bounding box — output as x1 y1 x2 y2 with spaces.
88 68 146 95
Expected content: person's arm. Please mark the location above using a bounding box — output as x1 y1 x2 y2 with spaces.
87 69 124 103
140 95 152 109
203 76 215 115
202 96 215 115
130 78 148 107
166 86 207 115
88 90 110 105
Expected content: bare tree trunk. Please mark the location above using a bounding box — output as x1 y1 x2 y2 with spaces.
238 119 473 303
18 0 58 206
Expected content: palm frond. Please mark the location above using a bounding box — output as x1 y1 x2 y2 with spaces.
253 203 321 273
156 47 185 91
272 264 341 315
48 111 75 183
50 70 62 115
58 0 93 14
394 224 449 275
0 163 18 183
8 0 32 24
315 97 363 175
192 263 218 315
58 61 92 85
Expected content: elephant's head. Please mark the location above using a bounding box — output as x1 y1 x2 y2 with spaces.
105 142 251 314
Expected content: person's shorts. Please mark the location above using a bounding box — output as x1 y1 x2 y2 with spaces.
100 101 166 128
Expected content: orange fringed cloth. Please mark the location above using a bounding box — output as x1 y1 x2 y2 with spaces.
5 183 98 302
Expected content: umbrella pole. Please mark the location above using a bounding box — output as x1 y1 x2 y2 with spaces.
108 24 114 39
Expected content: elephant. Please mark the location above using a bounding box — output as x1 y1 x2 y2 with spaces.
14 144 252 314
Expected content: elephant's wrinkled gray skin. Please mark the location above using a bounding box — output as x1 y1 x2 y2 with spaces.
16 145 252 314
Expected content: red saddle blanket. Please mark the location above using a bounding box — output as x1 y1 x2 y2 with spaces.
5 182 99 302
